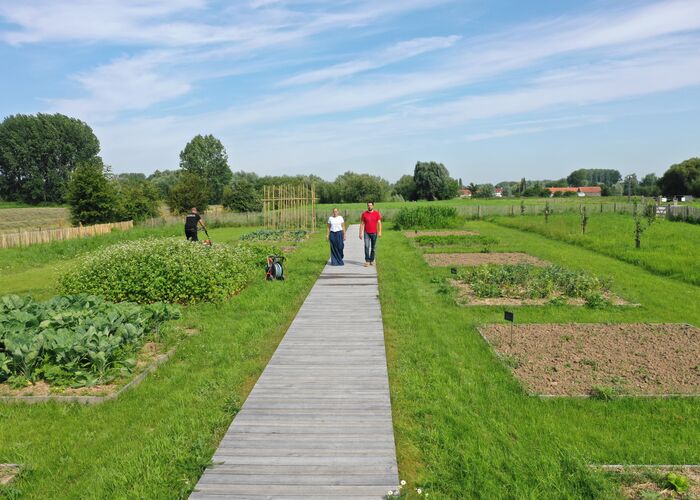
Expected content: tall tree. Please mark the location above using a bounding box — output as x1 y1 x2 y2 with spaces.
659 158 700 197
334 172 391 203
66 160 120 225
148 169 181 199
223 179 262 212
179 134 232 204
113 175 161 221
167 171 210 214
0 113 100 204
413 161 458 200
393 175 417 201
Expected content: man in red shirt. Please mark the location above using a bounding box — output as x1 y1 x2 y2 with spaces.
359 201 382 267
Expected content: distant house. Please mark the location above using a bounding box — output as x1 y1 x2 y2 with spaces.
495 187 504 198
547 186 602 197
459 188 472 198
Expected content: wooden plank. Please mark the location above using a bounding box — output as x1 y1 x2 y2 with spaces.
191 225 398 499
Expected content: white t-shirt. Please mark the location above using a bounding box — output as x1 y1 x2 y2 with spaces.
328 215 344 232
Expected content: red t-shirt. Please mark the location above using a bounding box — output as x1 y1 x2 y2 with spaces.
361 210 381 234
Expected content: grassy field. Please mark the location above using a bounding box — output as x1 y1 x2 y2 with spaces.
0 227 328 498
492 213 700 286
0 206 70 233
378 221 700 498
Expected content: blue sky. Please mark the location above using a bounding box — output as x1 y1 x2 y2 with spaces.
1 0 699 183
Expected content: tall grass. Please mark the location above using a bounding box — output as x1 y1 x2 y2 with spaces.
492 213 700 286
394 205 460 229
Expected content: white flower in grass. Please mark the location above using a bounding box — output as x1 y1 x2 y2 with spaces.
416 488 422 494
388 490 394 496
401 480 406 486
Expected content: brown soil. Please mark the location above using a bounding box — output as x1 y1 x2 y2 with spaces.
480 323 700 396
404 230 479 238
596 465 700 499
424 252 549 267
0 340 167 398
0 464 20 485
452 280 631 307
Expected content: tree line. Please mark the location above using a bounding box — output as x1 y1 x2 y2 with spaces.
1 113 698 226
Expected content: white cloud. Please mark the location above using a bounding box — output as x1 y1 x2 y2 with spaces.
280 35 461 86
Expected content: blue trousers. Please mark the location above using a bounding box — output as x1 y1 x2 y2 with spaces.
363 233 377 262
329 231 344 265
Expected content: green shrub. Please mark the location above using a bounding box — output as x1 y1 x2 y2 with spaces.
240 229 308 242
59 238 271 303
394 206 460 229
0 294 179 386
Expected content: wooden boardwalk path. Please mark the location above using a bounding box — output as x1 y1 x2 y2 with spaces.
191 225 399 499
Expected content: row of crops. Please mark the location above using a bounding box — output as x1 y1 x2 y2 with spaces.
1 234 277 390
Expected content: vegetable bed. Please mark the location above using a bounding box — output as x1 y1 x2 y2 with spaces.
59 238 271 303
453 264 622 307
0 294 179 389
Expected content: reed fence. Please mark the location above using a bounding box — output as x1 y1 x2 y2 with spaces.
0 220 134 249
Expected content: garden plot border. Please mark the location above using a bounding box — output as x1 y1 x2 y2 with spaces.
424 252 549 267
403 230 479 238
452 280 633 307
476 323 700 398
590 464 700 498
0 348 175 405
0 464 21 486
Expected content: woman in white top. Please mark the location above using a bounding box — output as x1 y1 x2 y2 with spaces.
327 208 346 266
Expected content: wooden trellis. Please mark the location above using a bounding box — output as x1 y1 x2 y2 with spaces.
262 184 317 231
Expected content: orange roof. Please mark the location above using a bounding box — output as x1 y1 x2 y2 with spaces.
578 186 602 193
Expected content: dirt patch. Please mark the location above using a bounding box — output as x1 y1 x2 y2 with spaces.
595 465 700 499
0 340 168 398
452 280 630 307
0 464 20 486
404 230 479 238
424 252 549 267
480 323 700 396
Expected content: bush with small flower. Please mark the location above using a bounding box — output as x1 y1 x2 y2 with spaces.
59 238 273 304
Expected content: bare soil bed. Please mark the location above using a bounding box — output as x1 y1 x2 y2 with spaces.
424 252 549 267
452 280 630 307
0 464 20 485
404 230 479 238
596 465 700 499
480 323 700 396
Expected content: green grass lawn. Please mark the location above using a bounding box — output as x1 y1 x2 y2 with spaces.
0 229 327 498
491 213 700 286
378 221 700 498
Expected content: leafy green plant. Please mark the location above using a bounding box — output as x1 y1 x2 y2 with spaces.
0 294 179 387
589 385 616 400
456 264 612 306
240 229 308 242
394 206 460 229
59 238 272 303
664 472 689 493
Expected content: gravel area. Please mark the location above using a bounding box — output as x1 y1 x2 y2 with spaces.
480 323 700 396
424 252 549 266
